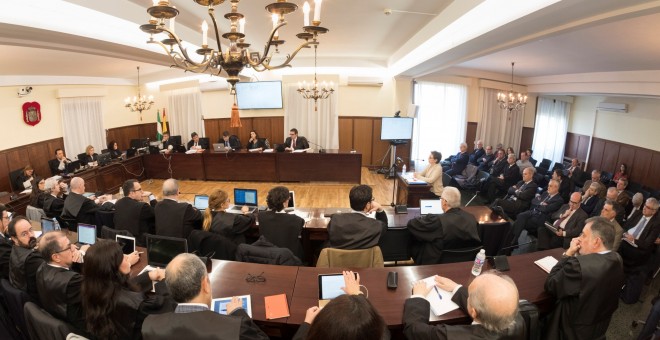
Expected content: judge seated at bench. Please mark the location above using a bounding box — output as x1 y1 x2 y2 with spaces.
219 130 242 149
187 132 208 151
284 128 309 151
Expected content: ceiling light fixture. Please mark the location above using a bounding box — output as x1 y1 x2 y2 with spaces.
124 66 154 121
297 45 333 111
139 0 329 94
497 62 527 114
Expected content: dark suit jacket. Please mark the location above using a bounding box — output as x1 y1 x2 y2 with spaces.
80 153 98 164
14 173 33 191
49 158 68 176
142 307 268 340
406 208 481 265
62 192 98 225
544 251 624 340
447 152 469 175
187 139 209 150
258 211 305 260
469 148 485 165
502 164 522 188
218 135 242 149
477 153 496 170
35 264 85 333
43 194 65 218
618 211 660 269
154 199 202 239
114 197 156 246
505 180 538 212
403 287 502 340
247 138 268 150
283 136 309 150
489 158 507 177
327 211 388 250
550 206 588 249
209 211 255 245
9 246 45 303
0 235 11 280
579 195 599 215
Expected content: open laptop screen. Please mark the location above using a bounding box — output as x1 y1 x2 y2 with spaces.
194 195 209 210
41 218 57 233
234 188 258 206
77 224 96 245
419 199 443 215
146 234 188 268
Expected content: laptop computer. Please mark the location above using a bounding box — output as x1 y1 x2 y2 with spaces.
77 223 97 245
227 188 258 213
116 235 136 255
213 143 231 152
194 194 209 210
419 199 443 215
145 234 188 268
41 217 60 233
98 152 111 166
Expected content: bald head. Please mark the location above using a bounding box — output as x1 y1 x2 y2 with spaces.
162 178 179 197
165 253 209 305
70 177 84 194
468 272 519 333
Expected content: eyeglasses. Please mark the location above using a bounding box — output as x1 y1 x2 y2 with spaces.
56 243 74 254
245 272 266 283
569 200 580 205
644 205 658 211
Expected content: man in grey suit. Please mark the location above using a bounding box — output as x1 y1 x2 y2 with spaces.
142 253 268 340
537 192 588 250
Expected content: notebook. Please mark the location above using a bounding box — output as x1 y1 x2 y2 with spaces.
419 199 443 215
193 195 209 210
77 223 96 245
264 294 290 320
534 256 559 273
227 188 258 213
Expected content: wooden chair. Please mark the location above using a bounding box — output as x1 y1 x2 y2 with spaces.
316 246 384 268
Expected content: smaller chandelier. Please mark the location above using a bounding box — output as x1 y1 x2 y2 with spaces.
125 66 154 121
497 62 527 113
297 45 333 111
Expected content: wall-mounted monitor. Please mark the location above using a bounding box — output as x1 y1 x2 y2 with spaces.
235 81 283 109
380 117 414 141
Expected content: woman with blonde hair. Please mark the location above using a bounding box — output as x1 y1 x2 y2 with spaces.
203 189 255 245
81 145 98 165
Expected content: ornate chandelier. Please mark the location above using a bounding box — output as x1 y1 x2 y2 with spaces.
124 66 154 121
297 44 333 111
497 62 527 113
140 0 329 93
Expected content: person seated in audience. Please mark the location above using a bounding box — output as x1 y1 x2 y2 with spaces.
259 186 305 260
202 189 255 245
495 143 504 152
625 192 644 222
35 231 90 333
327 185 388 250
219 130 242 149
284 128 310 151
599 200 624 251
413 151 443 198
8 215 44 303
114 179 156 246
43 178 67 218
515 151 533 175
505 147 515 156
404 271 520 339
107 140 122 159
526 148 537 165
293 270 388 340
483 153 520 204
610 163 629 186
591 187 625 223
581 169 605 198
154 179 202 239
580 182 603 215
615 178 631 209
62 177 110 225
509 179 564 246
544 217 624 340
187 132 208 151
442 142 468 176
14 165 35 191
551 169 571 203
81 239 171 339
406 187 480 264
566 158 582 183
537 192 588 250
247 130 268 151
476 145 495 171
0 204 12 280
492 167 538 218
29 177 47 209
468 140 485 166
142 253 268 340
486 148 507 176
49 148 71 176
618 198 660 271
80 145 99 166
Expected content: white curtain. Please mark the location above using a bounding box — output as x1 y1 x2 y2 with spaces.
60 97 105 159
412 81 467 167
167 87 205 140
284 84 339 149
532 97 570 163
476 88 525 153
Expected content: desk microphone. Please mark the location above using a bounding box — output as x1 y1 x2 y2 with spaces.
308 140 326 153
495 240 537 255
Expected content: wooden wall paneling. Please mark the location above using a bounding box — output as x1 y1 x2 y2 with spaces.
564 132 579 159
138 123 158 142
27 143 51 179
371 119 391 167
587 138 606 172
520 127 535 154
616 145 636 175
600 142 620 174
577 135 590 162
647 153 660 190
204 119 221 144
0 155 10 193
352 118 374 166
270 117 284 144
252 118 273 143
631 148 652 185
6 149 30 174
338 117 353 151
46 139 64 159
466 122 478 153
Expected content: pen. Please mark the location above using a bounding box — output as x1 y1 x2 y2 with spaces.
434 286 442 300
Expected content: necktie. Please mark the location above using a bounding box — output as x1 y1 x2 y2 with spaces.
554 209 572 228
292 139 296 149
631 217 648 239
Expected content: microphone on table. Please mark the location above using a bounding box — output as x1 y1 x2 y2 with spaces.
308 140 326 153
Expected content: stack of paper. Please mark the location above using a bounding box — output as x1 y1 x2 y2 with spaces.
534 256 558 273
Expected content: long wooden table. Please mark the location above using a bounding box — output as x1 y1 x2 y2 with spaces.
142 149 362 183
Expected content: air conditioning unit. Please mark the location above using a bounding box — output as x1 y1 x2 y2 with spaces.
596 102 627 113
347 76 383 87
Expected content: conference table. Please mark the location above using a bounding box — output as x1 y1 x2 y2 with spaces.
128 247 563 339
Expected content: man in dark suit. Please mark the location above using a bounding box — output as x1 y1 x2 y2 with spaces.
492 167 538 218
142 253 268 340
544 216 624 340
186 132 209 151
580 181 604 215
154 179 202 239
284 128 309 151
443 143 469 176
219 131 242 149
484 153 521 204
566 158 583 183
0 204 12 280
581 169 606 199
43 178 67 218
327 185 388 250
468 140 485 166
618 198 660 270
61 177 104 225
48 149 71 176
114 179 156 246
404 271 520 339
487 149 507 175
406 187 480 265
537 192 588 250
476 145 495 171
160 132 173 152
8 216 44 303
510 179 564 245
615 178 631 209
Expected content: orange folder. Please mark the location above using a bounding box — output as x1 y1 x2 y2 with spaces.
264 293 290 320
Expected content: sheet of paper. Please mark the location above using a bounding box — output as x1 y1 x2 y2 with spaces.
421 276 459 317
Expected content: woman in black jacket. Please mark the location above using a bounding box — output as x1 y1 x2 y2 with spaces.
107 141 123 159
202 189 255 245
246 130 268 151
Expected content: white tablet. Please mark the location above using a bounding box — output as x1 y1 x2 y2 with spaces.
116 235 136 254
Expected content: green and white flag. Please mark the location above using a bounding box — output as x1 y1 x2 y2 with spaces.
156 110 163 141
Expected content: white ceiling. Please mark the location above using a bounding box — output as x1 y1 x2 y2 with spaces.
2 0 660 91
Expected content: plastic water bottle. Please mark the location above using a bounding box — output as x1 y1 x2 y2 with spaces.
471 249 486 276
402 165 407 174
